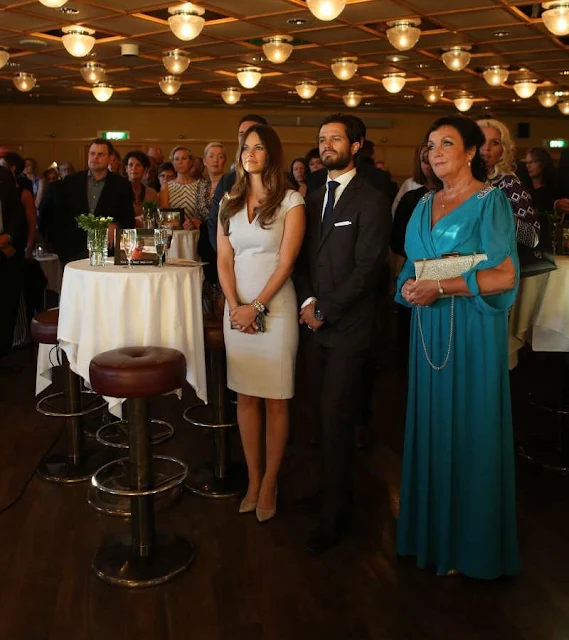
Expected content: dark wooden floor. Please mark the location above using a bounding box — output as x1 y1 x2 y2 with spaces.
1 308 569 640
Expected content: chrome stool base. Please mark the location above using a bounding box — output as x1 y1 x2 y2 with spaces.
185 462 247 498
96 418 174 449
93 532 194 588
37 450 112 484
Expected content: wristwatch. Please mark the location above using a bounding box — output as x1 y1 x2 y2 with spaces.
314 304 325 322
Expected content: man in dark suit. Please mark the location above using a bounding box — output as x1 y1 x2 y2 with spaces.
207 114 268 252
295 114 392 552
40 138 134 264
305 119 393 202
0 165 26 364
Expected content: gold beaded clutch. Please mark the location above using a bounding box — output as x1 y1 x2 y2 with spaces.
414 253 487 296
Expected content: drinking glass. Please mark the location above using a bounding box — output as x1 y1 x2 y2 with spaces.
154 228 167 267
122 229 137 269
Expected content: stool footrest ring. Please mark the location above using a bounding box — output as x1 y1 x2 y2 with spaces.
36 391 107 418
91 455 188 497
96 418 175 449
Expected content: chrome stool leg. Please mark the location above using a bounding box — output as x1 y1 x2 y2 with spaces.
183 348 247 498
92 397 193 587
36 353 110 483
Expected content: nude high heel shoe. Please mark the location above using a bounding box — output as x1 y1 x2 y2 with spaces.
256 488 278 523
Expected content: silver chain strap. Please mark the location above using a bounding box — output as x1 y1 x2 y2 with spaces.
415 296 455 371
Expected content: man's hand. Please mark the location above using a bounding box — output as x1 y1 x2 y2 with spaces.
299 302 324 331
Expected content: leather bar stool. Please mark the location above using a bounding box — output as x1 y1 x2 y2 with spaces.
183 314 247 498
31 308 107 483
89 346 193 587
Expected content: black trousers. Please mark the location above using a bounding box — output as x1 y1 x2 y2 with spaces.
0 257 24 358
307 336 368 524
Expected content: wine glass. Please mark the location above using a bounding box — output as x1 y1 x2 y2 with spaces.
122 229 137 269
154 228 167 267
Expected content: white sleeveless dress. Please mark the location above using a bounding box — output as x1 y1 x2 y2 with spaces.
223 190 303 399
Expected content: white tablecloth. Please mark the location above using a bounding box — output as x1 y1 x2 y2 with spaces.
169 229 199 261
508 255 569 365
532 255 569 352
36 259 207 417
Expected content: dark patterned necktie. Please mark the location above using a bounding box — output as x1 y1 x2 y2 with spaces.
321 180 340 235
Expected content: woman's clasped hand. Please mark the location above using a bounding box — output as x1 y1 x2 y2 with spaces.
229 304 258 333
401 278 440 306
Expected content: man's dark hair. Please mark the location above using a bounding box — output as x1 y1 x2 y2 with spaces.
239 114 268 126
319 113 364 145
89 137 115 155
2 152 25 176
123 150 150 169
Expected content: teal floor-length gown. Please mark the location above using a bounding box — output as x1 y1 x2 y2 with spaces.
395 186 520 579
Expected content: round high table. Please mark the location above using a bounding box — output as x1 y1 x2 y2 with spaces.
169 229 200 261
43 259 207 416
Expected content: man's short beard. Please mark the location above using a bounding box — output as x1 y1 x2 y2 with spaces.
321 151 352 171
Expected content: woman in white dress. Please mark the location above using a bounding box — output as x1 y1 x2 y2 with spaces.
218 124 305 522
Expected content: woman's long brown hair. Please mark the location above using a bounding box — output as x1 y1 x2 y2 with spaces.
219 124 287 235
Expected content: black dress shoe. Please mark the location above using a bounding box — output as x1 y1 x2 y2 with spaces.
307 524 341 553
293 494 322 515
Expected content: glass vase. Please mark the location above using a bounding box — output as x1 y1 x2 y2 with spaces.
87 228 108 267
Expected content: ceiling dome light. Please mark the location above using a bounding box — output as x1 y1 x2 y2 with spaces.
483 66 509 86
295 80 318 99
80 62 105 84
538 90 559 107
0 50 9 70
159 75 182 95
331 57 357 80
262 36 293 64
441 46 471 71
558 100 569 114
168 3 205 41
513 79 538 98
13 72 36 92
92 83 113 102
221 87 241 104
306 0 346 21
454 93 474 112
39 0 68 6
542 2 569 36
382 73 406 93
386 19 421 51
61 25 95 57
163 49 190 74
236 66 262 89
422 85 444 103
342 90 362 108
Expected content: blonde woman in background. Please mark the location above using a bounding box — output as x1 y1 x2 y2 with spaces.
477 118 539 248
159 145 195 226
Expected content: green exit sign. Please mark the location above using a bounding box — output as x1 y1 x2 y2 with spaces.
99 131 129 140
545 139 567 149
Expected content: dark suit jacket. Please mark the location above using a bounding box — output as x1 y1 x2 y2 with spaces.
208 170 236 252
40 170 134 263
295 173 392 350
306 161 392 202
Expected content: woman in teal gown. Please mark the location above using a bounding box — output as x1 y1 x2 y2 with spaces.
395 115 520 579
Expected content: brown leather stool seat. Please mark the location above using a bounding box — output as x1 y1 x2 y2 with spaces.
182 313 246 498
30 308 59 345
90 346 186 399
31 307 106 483
89 346 193 587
